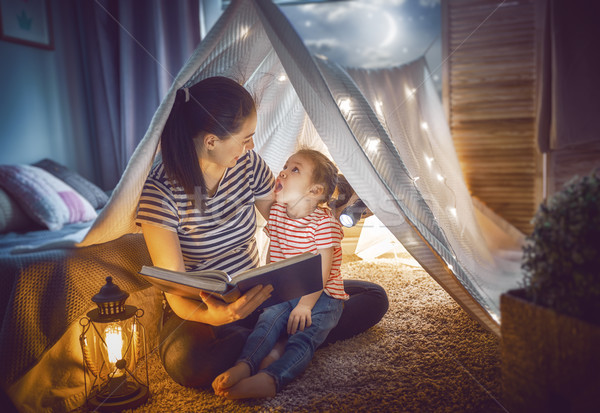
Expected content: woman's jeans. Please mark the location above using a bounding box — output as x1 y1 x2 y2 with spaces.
159 279 389 387
238 293 344 391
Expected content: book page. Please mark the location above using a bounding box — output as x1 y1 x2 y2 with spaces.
139 266 230 293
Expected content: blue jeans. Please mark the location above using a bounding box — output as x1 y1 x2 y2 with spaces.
159 280 388 388
237 293 344 391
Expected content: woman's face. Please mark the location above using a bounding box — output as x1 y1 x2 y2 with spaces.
208 111 257 168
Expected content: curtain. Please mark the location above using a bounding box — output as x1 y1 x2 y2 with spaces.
75 0 201 189
535 0 600 153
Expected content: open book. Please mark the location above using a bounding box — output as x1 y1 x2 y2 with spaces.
139 252 323 309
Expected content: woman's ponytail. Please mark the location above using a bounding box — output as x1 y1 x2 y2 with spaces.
161 88 208 209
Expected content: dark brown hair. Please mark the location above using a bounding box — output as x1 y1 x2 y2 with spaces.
160 76 256 208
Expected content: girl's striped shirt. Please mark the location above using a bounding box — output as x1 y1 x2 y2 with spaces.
266 202 348 300
135 150 274 276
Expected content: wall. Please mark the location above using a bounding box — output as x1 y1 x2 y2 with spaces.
0 3 96 182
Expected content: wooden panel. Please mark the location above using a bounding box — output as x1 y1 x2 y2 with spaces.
548 143 600 195
443 0 542 234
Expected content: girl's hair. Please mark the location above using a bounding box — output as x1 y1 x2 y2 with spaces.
295 149 340 208
161 76 256 208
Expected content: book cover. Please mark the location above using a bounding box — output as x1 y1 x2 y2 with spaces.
139 252 323 309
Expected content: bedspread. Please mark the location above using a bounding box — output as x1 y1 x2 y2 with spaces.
0 233 153 390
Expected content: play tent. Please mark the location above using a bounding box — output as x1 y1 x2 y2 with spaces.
79 0 524 335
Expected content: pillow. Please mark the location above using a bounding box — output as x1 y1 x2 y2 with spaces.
0 165 97 230
38 166 98 224
0 187 36 233
34 158 109 209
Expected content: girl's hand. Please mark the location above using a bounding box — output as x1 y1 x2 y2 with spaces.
199 284 273 326
287 304 312 334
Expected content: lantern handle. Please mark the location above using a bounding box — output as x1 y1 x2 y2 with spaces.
79 322 103 379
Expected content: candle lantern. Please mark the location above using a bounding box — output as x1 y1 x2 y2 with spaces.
79 276 149 411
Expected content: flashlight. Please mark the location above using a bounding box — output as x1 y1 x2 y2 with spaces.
339 199 368 227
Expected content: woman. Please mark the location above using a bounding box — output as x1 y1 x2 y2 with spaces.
136 76 388 387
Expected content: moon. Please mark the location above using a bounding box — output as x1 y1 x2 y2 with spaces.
381 11 397 47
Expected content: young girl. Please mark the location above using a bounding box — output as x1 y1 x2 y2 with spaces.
212 148 348 399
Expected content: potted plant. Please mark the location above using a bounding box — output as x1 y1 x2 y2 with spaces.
501 168 600 413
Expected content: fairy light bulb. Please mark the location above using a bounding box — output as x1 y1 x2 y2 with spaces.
374 100 384 116
277 74 287 82
449 207 457 217
405 86 417 99
365 137 379 153
421 121 429 130
437 173 444 182
240 26 250 39
443 259 454 272
425 155 434 167
339 98 352 115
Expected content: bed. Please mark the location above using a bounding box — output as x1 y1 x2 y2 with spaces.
0 160 163 412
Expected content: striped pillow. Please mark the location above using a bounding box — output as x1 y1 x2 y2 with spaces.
0 165 97 231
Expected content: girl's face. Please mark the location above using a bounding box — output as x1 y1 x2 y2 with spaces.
274 153 318 204
204 111 257 168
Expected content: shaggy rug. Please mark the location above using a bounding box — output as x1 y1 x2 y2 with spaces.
127 254 507 412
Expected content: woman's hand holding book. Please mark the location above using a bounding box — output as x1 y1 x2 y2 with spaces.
199 284 274 326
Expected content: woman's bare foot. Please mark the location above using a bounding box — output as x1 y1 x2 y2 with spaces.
221 372 276 400
212 362 250 395
259 337 287 370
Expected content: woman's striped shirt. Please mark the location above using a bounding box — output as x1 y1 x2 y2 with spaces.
266 202 348 300
135 150 274 276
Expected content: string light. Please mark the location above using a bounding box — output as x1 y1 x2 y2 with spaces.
339 98 351 115
277 74 287 82
365 137 379 153
239 26 250 39
405 86 416 99
417 115 460 236
374 100 384 116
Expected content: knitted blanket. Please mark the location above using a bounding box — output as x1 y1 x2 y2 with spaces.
0 234 152 387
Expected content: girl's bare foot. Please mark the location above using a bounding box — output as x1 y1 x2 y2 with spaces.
221 372 276 400
212 362 250 395
259 337 287 370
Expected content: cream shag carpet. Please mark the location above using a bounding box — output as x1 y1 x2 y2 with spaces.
128 254 506 413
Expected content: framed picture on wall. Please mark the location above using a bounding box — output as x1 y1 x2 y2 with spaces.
0 0 53 50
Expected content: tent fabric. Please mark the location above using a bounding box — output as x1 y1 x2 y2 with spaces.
77 0 523 335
